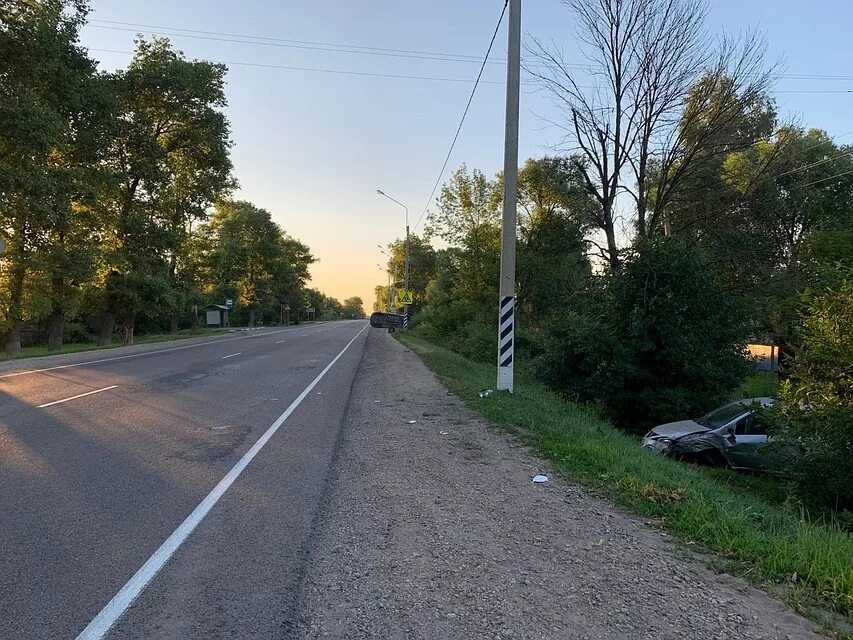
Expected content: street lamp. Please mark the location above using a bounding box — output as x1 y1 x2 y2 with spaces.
376 189 409 316
377 263 392 312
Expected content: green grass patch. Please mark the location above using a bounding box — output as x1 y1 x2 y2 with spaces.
3 328 230 361
735 370 780 399
398 332 853 631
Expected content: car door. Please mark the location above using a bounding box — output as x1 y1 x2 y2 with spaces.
724 412 768 470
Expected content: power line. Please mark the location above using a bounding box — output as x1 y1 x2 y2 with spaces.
88 48 515 84
89 18 500 62
89 23 521 67
87 41 853 94
798 167 853 187
413 1 509 232
775 148 853 178
88 19 853 82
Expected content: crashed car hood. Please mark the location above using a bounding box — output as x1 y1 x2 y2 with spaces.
648 420 709 439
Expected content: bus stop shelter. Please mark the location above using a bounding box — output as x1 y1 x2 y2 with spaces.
205 304 230 327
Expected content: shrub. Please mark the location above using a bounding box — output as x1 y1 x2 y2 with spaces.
774 275 853 511
63 321 95 344
534 237 751 431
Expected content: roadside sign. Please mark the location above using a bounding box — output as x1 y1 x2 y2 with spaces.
396 290 414 306
225 298 234 309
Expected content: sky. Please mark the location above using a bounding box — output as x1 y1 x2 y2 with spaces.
78 1 853 311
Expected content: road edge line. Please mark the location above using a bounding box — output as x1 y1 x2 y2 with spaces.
74 324 368 640
37 385 119 408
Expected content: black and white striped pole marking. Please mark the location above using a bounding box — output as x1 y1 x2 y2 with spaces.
403 313 409 329
498 296 514 389
497 0 520 393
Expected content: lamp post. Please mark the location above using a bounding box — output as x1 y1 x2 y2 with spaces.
376 189 409 319
378 246 395 312
377 263 393 312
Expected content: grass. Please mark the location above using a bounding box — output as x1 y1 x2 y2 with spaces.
735 370 781 399
3 327 231 361
397 332 853 634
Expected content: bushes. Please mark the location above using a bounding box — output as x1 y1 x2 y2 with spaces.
62 322 96 344
773 275 853 511
533 238 751 431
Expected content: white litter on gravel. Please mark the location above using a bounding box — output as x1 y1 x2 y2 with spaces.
532 474 549 484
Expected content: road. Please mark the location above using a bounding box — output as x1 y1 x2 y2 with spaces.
0 321 368 640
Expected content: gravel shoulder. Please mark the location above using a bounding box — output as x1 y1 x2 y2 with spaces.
294 330 821 640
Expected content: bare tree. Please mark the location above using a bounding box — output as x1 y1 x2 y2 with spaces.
527 0 776 267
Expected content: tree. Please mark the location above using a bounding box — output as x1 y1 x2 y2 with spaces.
97 38 232 345
515 156 596 241
0 0 99 356
201 200 313 327
382 234 437 304
528 0 774 268
511 158 593 322
426 165 500 301
671 126 853 345
341 297 366 319
773 267 853 510
534 237 750 429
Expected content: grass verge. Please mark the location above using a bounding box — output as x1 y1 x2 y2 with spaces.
397 332 853 635
3 327 231 361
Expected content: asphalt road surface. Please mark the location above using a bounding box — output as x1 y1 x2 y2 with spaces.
0 321 368 640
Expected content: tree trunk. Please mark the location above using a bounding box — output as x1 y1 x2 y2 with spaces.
5 255 26 358
98 313 115 346
170 315 179 335
248 308 255 327
603 214 620 271
46 313 65 352
122 314 135 346
191 308 200 332
5 322 22 359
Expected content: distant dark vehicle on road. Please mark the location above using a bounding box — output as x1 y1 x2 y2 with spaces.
369 312 406 333
642 398 776 470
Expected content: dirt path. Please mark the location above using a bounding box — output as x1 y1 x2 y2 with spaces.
295 330 820 639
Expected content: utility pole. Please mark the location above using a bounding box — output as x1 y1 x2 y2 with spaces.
498 0 520 393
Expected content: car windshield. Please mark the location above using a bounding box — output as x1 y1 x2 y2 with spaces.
696 402 747 429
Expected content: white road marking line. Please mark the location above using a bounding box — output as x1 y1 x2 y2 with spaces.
75 325 367 640
37 385 118 408
0 327 301 380
221 353 242 359
275 340 286 344
301 333 310 337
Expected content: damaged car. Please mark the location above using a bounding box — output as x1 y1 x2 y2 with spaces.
642 398 775 470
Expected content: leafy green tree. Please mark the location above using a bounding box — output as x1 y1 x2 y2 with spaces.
341 297 365 319
97 38 232 344
426 165 500 302
202 200 310 326
0 0 99 356
382 234 436 304
773 267 853 510
511 157 593 324
534 237 750 430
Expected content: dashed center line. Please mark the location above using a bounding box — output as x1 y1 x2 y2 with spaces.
38 385 118 408
275 340 286 344
221 353 242 359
